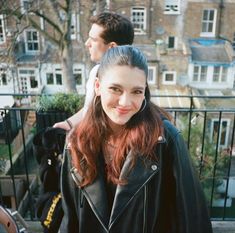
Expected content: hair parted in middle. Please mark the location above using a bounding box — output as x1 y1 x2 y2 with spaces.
69 45 171 187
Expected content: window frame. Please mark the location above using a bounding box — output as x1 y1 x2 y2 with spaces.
167 36 177 49
212 66 227 83
24 29 39 53
46 69 63 86
164 0 181 15
71 13 80 40
162 71 177 85
192 65 208 82
200 9 217 37
0 15 6 44
147 66 156 85
131 7 147 35
18 69 38 89
210 118 230 148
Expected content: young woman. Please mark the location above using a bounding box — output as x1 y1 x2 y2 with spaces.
60 46 212 233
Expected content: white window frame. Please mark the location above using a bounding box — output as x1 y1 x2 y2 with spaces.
147 66 156 85
200 9 217 37
131 7 147 35
20 0 32 14
164 0 181 15
162 71 176 85
46 68 63 86
73 68 83 86
0 69 7 86
212 66 228 83
232 32 235 51
210 118 230 148
71 13 80 40
18 69 38 90
24 29 39 53
0 15 6 44
192 65 207 82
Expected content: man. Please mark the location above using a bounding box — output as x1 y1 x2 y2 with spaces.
54 12 134 130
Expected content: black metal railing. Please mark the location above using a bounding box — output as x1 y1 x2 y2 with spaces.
0 93 235 221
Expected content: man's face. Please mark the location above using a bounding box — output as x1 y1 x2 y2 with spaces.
85 24 111 63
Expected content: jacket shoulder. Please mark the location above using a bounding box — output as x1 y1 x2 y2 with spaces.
162 119 180 142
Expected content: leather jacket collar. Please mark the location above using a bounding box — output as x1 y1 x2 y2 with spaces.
70 136 165 230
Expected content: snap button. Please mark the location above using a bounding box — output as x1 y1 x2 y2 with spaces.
151 164 158 171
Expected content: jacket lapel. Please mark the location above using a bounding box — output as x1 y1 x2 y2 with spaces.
81 162 110 230
109 150 159 227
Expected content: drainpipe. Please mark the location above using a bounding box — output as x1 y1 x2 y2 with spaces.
218 0 224 38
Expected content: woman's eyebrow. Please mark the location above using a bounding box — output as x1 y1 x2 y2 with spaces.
109 83 145 90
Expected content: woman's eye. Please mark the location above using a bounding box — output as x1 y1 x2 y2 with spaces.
110 87 121 92
133 90 143 94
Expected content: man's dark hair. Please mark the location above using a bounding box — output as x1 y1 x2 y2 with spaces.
90 12 134 45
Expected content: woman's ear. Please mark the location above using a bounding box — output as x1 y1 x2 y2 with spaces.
94 78 101 96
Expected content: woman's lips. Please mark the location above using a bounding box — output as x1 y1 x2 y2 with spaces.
116 107 131 114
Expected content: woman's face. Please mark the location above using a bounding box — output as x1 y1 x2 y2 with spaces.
95 65 146 131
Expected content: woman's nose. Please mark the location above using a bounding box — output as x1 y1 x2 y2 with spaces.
119 93 131 106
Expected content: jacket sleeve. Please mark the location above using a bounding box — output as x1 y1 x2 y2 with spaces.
164 121 212 233
60 147 79 233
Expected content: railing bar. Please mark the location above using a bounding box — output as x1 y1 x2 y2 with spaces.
210 111 222 214
199 112 207 178
187 96 193 148
19 110 34 219
4 109 18 209
222 113 235 220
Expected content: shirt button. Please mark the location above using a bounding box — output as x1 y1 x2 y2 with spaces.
151 164 158 171
158 136 163 141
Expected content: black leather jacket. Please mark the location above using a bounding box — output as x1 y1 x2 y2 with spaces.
60 120 212 233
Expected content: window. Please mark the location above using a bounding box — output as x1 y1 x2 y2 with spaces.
46 69 63 85
71 13 79 40
56 73 62 85
19 69 37 89
21 0 33 14
232 33 235 51
211 119 230 147
193 65 207 82
25 30 39 52
201 9 217 37
147 66 156 84
0 15 6 43
167 36 176 49
163 71 176 84
30 76 38 88
74 68 83 86
131 7 146 34
164 0 180 14
0 73 7 86
213 66 227 83
46 73 54 85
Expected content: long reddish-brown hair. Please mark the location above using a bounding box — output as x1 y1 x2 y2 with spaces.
69 46 171 187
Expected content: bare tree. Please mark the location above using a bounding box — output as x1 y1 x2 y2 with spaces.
0 0 106 93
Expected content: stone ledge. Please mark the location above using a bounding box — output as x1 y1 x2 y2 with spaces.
24 220 235 233
212 221 235 233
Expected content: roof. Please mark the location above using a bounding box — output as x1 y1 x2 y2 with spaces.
192 88 235 110
189 39 233 65
150 87 191 109
135 44 157 61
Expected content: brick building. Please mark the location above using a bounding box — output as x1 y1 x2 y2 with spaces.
0 0 235 104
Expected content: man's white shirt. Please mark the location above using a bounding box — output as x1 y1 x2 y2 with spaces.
83 64 100 116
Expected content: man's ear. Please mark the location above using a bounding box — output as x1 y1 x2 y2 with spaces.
109 42 118 48
94 78 101 96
